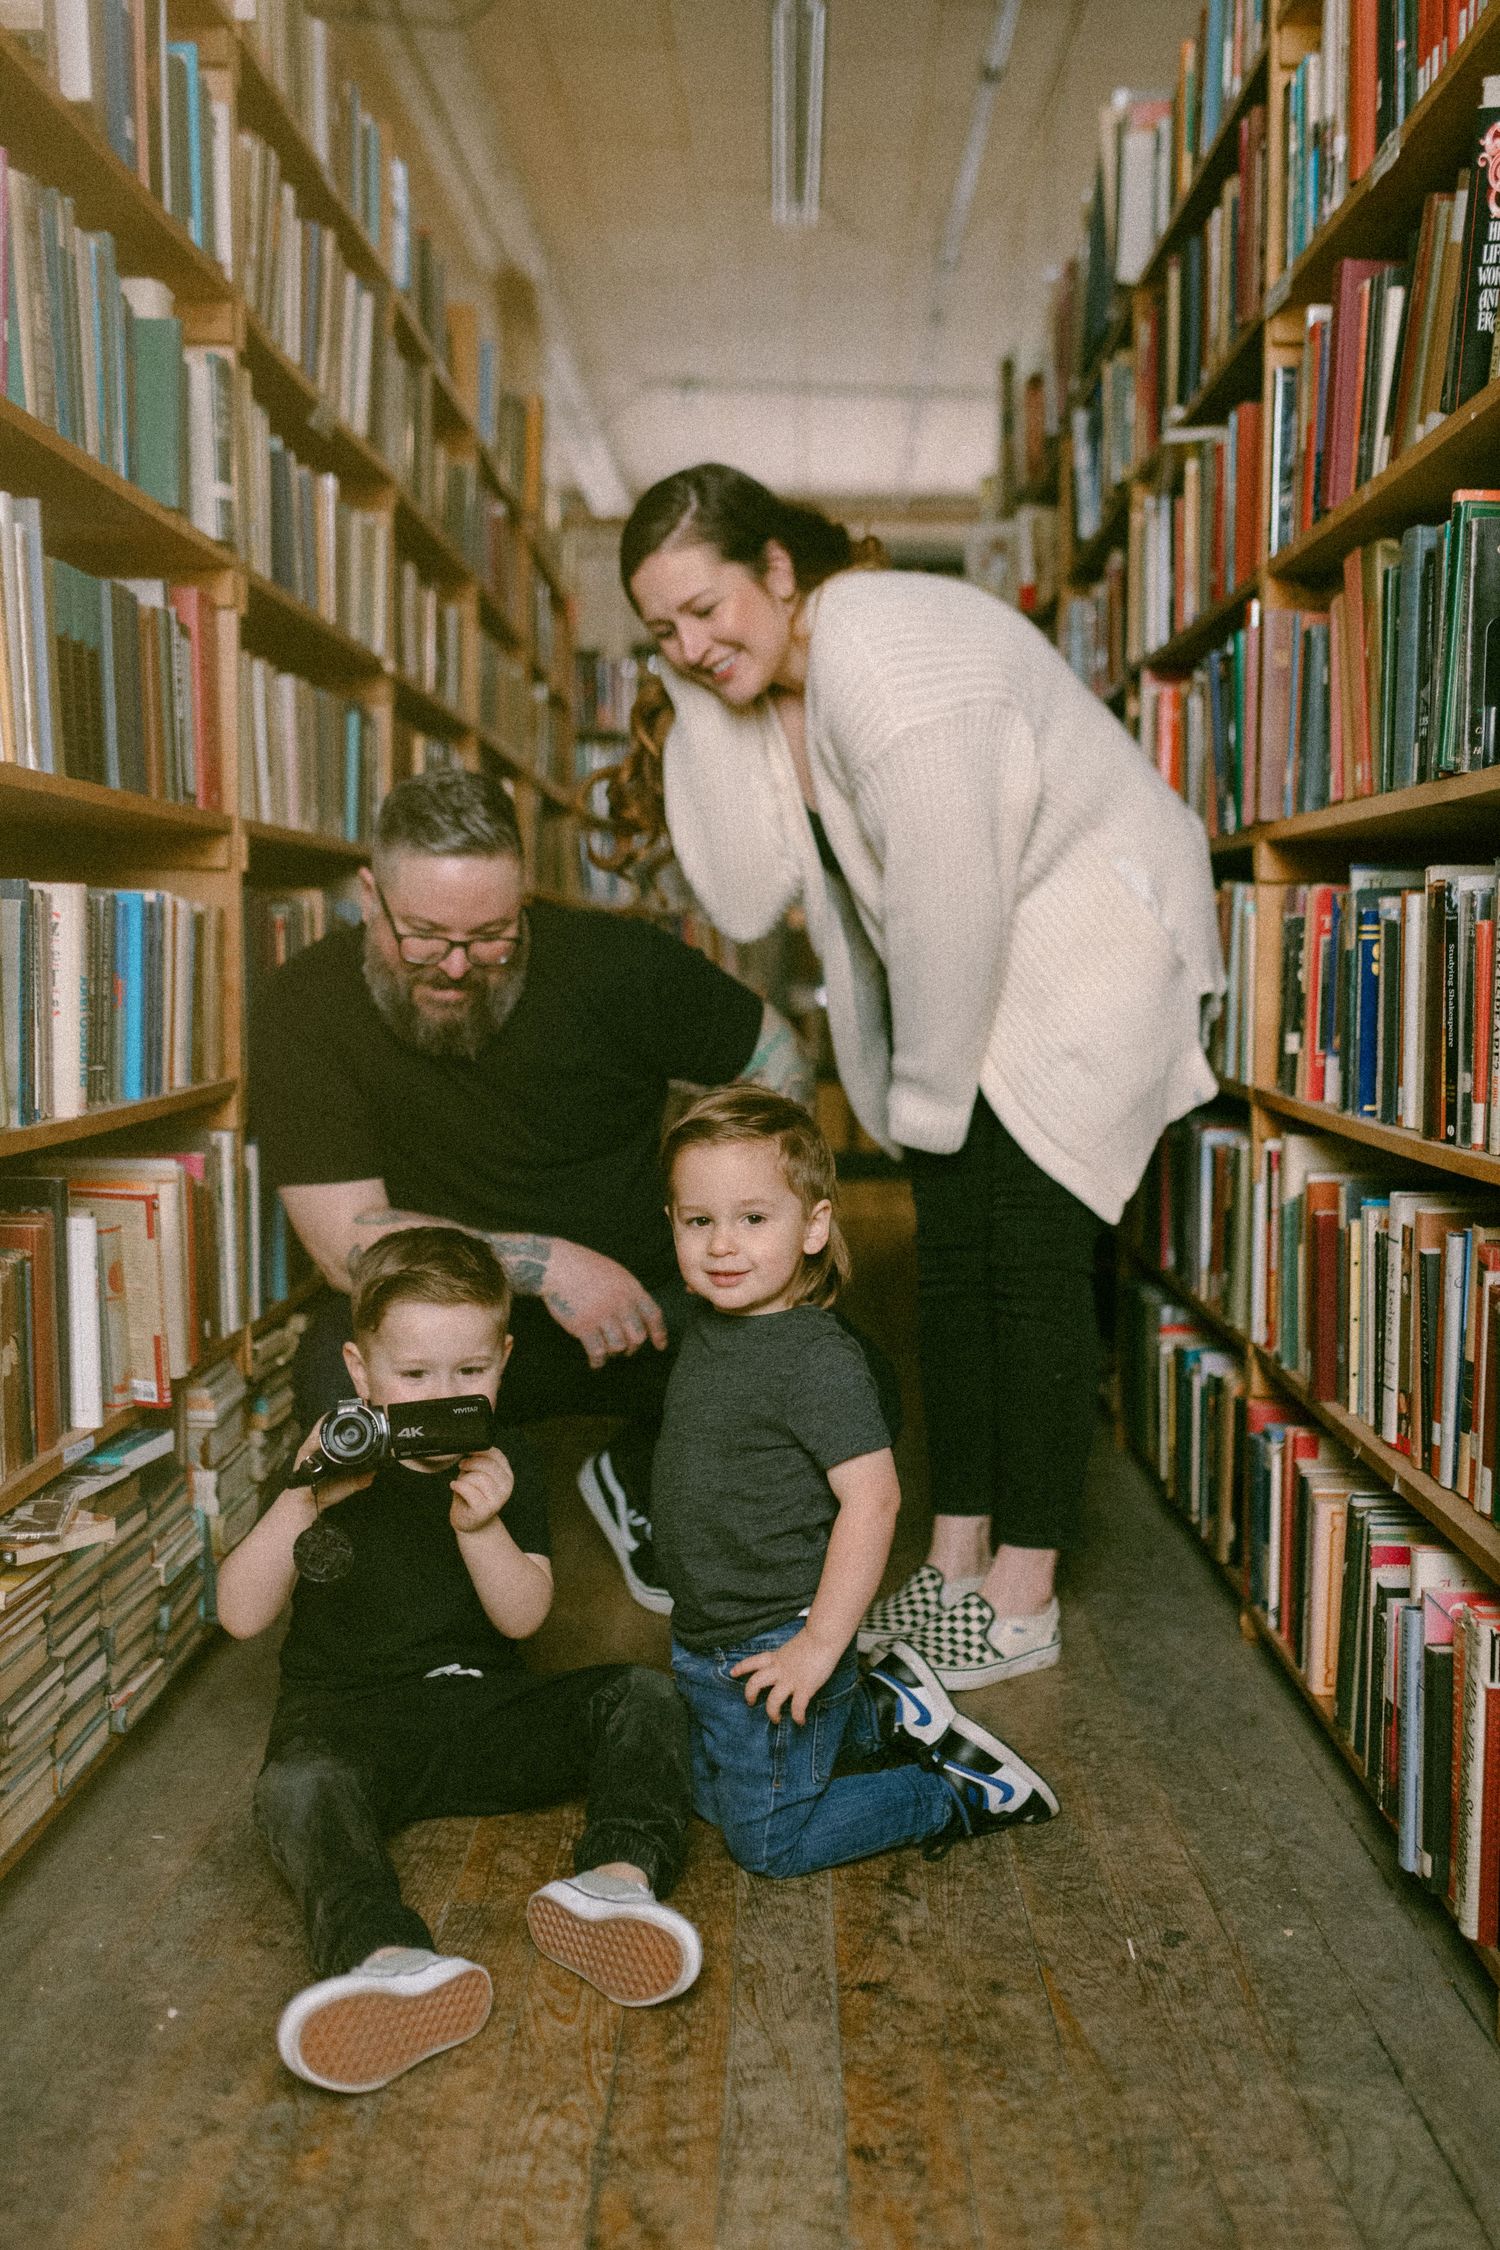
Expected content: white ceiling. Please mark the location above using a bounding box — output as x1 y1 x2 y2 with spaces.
347 0 1192 509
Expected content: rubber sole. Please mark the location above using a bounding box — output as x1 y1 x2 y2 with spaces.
929 1640 1062 1692
575 1456 673 1615
286 1966 492 2093
526 1894 696 2006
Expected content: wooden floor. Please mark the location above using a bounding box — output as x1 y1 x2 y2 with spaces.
5 1182 1500 2249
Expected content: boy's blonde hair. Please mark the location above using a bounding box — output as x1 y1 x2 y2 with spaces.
661 1085 851 1309
349 1226 512 1343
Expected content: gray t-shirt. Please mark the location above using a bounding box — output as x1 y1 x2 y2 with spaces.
652 1302 892 1652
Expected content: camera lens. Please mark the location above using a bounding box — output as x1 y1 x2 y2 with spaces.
322 1404 381 1464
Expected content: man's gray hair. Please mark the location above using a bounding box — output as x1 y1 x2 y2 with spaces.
373 768 524 873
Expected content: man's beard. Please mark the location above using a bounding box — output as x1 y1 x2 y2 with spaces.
362 926 529 1059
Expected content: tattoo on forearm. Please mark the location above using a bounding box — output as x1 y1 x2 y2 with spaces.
350 1208 556 1296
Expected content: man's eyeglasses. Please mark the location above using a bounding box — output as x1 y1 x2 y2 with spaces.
373 881 525 968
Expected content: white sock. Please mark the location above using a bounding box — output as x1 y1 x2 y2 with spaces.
939 1572 984 1605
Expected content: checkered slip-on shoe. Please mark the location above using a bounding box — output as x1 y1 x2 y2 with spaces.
857 1564 953 1654
276 1949 492 2093
527 1873 702 2005
905 1593 1062 1690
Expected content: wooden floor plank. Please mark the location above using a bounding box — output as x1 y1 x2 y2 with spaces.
714 1868 849 2250
584 1828 738 2250
1073 1460 1500 2250
834 1847 983 2250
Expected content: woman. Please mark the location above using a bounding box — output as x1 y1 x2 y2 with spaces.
614 464 1223 1690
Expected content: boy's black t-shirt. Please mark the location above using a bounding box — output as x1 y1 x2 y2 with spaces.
247 901 764 1285
651 1304 893 1651
277 1431 551 1693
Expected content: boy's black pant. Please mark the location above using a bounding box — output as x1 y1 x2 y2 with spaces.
254 1664 691 1978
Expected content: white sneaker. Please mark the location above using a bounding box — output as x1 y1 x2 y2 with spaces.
907 1593 1062 1690
856 1564 982 1654
526 1871 702 2005
276 1947 492 2093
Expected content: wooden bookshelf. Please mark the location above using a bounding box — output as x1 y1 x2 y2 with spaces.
0 0 585 1885
999 0 1500 2036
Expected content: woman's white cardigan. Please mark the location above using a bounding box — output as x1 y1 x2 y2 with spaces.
661 569 1225 1225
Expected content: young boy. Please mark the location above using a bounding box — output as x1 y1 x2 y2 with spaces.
219 1227 701 2095
654 1086 1059 1878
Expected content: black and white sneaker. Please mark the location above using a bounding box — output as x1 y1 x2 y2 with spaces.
866 1640 1059 1837
577 1450 672 1615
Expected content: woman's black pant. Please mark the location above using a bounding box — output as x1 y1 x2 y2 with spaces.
905 1097 1107 1552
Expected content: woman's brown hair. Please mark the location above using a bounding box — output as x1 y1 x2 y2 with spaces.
584 466 885 879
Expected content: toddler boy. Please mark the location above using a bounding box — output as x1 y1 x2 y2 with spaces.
218 1226 699 2094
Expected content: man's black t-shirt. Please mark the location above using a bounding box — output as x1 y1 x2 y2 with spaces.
277 1432 551 1692
248 900 763 1285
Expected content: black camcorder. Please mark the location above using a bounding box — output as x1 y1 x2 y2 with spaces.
298 1394 495 1484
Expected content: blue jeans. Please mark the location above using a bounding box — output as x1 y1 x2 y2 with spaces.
672 1620 954 1877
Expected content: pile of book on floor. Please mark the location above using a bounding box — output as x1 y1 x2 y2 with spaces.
0 1421 218 1856
1247 1414 1500 1945
183 1358 253 1623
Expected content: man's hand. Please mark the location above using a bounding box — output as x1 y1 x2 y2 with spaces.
730 1628 842 1726
539 1240 668 1369
449 1447 516 1536
288 1420 376 1511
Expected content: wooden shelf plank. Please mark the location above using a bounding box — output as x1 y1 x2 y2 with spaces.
240 314 393 495
478 586 526 649
242 571 388 690
0 30 233 304
393 675 472 741
1161 313 1266 439
1251 1081 1500 1189
0 766 231 842
1137 574 1258 675
243 821 370 865
394 494 477 590
1140 43 1271 292
1272 5 1500 317
0 1079 236 1159
475 728 573 807
0 1404 140 1519
0 399 234 580
1270 374 1500 584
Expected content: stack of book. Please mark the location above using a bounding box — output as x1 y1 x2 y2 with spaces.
1165 2 1268 206
1245 1417 1500 1941
0 1557 61 1852
235 374 391 655
1139 617 1255 835
1137 1108 1256 1332
1117 1277 1245 1566
147 1458 204 1676
0 882 223 1129
236 651 380 841
182 1356 251 1622
478 632 530 759
1281 0 1491 270
1069 348 1136 543
575 652 640 736
395 560 463 707
1211 879 1258 1084
1272 862 1499 1145
1059 560 1127 698
1127 400 1262 657
1148 102 1267 416
236 126 381 442
48 1543 109 1795
1257 1131 1500 1501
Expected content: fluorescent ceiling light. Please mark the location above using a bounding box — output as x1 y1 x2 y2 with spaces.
771 0 826 228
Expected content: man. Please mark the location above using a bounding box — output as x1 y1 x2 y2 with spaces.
248 765 812 1613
